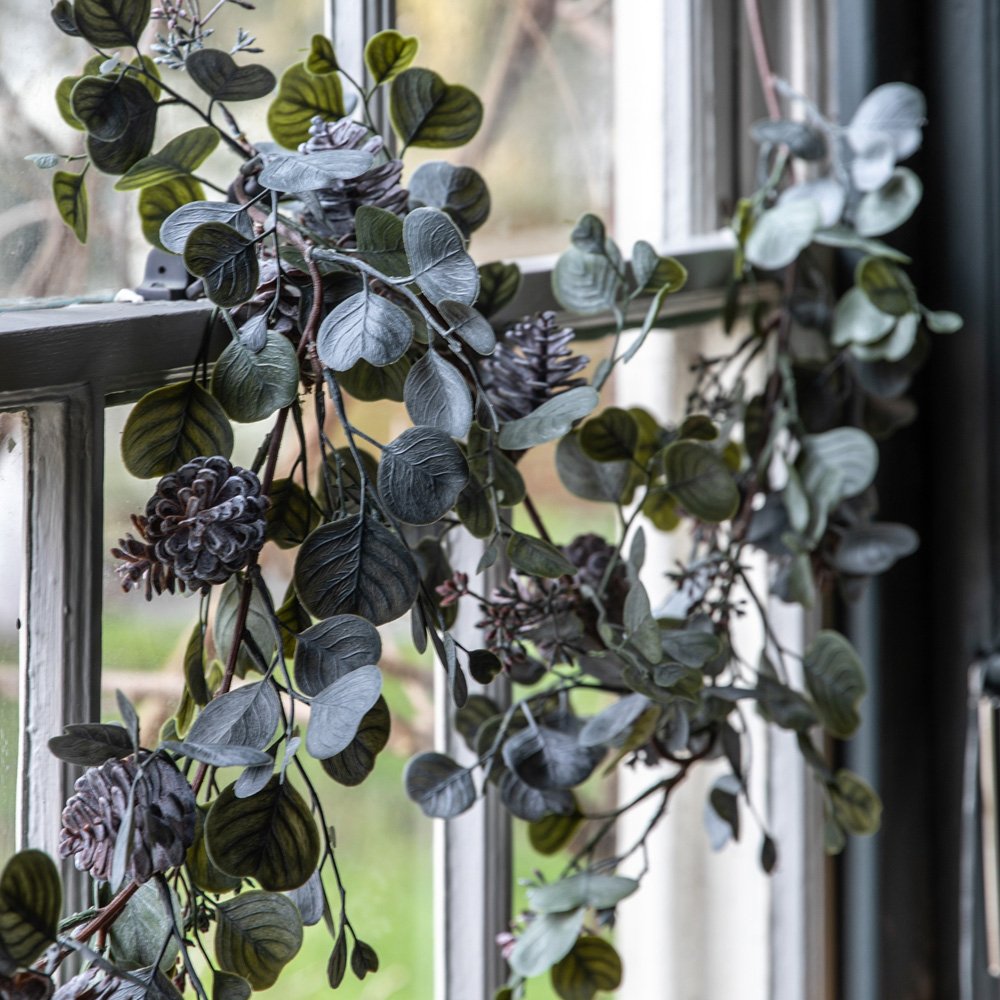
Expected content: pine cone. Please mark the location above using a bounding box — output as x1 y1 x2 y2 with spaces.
51 970 119 1000
233 258 308 343
298 117 408 240
564 532 628 623
1 972 54 1000
59 752 196 884
481 311 589 424
113 457 268 599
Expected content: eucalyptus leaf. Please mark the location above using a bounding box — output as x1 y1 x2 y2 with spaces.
294 514 419 625
160 201 252 255
498 386 599 451
579 407 638 462
138 177 205 250
213 972 252 1000
317 287 413 371
437 299 496 354
389 67 483 148
48 723 133 765
528 872 638 914
662 441 739 522
509 908 585 979
320 695 391 786
214 577 279 677
830 768 882 836
745 199 821 270
854 167 922 236
803 631 866 739
212 331 299 423
0 851 61 969
923 308 963 334
187 49 276 101
404 348 473 438
377 425 468 524
286 870 324 927
551 936 623 1000
847 82 926 161
831 522 919 576
306 34 338 75
52 170 88 243
293 615 381 697
506 532 576 578
185 681 280 751
404 752 476 818
268 62 345 148
258 150 373 192
529 809 583 856
354 205 409 276
408 161 490 236
109 880 179 973
832 287 897 347
475 262 521 318
750 118 827 159
184 222 259 307
578 694 650 748
403 207 480 305
74 0 150 47
265 478 318 549
84 78 157 175
503 725 603 790
500 773 576 823
206 777 320 892
306 666 383 759
552 243 624 315
121 381 233 478
855 256 914 316
116 127 219 191
214 891 303 990
555 432 632 504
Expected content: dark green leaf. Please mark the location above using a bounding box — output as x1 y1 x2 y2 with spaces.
579 407 638 462
437 299 496 355
552 244 624 315
663 441 739 522
52 170 88 243
830 768 882 835
551 936 622 1000
404 349 473 438
475 262 521 318
160 200 252 255
206 778 319 891
138 177 205 250
352 205 408 276
265 478 317 550
402 207 480 305
120 381 233 478
706 774 741 849
109 879 179 972
186 681 280 751
503 725 603 790
258 150 373 192
506 532 575 578
213 971 252 1000
803 631 866 739
74 0 150 47
855 256 914 316
306 666 383 759
320 695 390 786
327 930 348 989
71 75 132 141
306 34 338 74
339 352 412 403
0 850 61 969
509 908 585 979
389 67 483 148
184 222 259 307
268 62 345 149
761 834 778 873
498 386 599 450
364 29 418 84
214 891 303 990
555 432 633 505
48 723 133 766
350 940 379 980
212 331 299 423
51 1 80 35
500 773 576 823
317 287 413 371
455 474 496 539
186 807 241 894
404 752 476 818
85 80 157 176
631 240 688 294
529 808 582 856
408 160 490 236
294 514 419 625
116 127 219 190
187 49 275 101
214 577 278 678
377 425 469 525
660 630 722 667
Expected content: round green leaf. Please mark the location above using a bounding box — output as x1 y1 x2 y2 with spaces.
212 330 299 423
206 777 320 891
499 387 600 451
317 288 413 371
117 127 220 191
663 441 739 522
455 474 496 539
320 695 390 786
529 809 583 856
389 67 483 148
160 200 253 256
377 425 469 524
51 0 80 35
109 880 180 972
438 299 496 355
213 971 252 1000
187 49 275 101
551 936 623 1000
186 807 241 894
507 532 576 578
214 891 303 990
306 34 338 75
353 206 408 276
265 478 318 549
257 150 373 192
74 0 150 48
184 222 259 307
120 381 233 478
579 407 639 462
832 287 897 347
294 514 420 625
294 615 381 697
475 262 521 319
403 752 476 818
0 851 61 969
84 79 158 176
745 198 821 270
803 631 866 739
185 680 280 751
214 576 279 678
138 177 205 250
830 768 882 836
552 244 625 315
305 666 383 759
404 349 473 438
408 161 490 237
364 30 419 84
555 432 633 505
509 909 585 979
855 256 915 316
338 353 412 403
854 167 922 237
631 240 688 295
268 62 345 149
402 207 480 305
52 170 88 243
70 76 129 140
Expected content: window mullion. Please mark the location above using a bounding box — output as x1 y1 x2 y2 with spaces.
17 387 103 916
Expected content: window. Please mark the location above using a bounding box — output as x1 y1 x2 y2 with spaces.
0 2 836 997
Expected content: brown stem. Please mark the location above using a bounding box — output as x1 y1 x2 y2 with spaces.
523 493 554 545
742 0 782 121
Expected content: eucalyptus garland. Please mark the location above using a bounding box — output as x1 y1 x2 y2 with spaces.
1 2 960 998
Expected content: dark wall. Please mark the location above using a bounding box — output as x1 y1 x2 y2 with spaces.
838 1 1000 998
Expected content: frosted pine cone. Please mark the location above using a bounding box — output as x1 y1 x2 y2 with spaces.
299 116 408 239
564 532 628 623
113 457 267 599
481 311 589 424
59 752 195 885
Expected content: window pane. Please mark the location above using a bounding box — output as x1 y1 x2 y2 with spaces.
102 404 434 998
396 0 614 259
0 413 24 860
0 0 323 303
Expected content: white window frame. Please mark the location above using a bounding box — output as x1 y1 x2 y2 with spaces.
0 1 836 995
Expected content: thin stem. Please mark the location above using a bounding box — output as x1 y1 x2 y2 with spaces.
742 0 782 121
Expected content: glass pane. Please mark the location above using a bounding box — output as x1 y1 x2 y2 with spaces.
396 0 614 259
102 404 434 999
0 414 24 861
0 0 322 303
